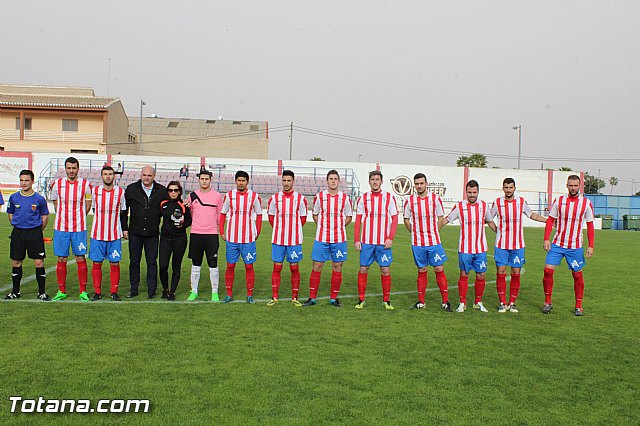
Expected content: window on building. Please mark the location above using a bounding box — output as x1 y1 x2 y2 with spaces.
232 121 242 125
70 149 98 154
168 122 179 128
62 119 79 132
15 117 32 130
206 120 216 124
250 124 259 132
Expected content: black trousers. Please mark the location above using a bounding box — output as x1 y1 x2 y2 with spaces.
129 233 159 296
159 235 187 293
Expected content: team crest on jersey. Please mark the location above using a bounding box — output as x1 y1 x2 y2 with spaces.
31 204 37 211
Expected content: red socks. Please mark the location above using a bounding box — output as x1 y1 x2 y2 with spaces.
91 262 102 294
357 272 368 301
309 270 321 299
496 273 507 305
330 271 342 300
509 273 521 304
225 263 236 297
435 270 449 304
458 275 469 303
245 264 255 296
381 274 391 302
474 278 486 304
271 264 283 299
572 271 584 309
110 264 120 294
56 261 67 294
290 264 300 299
77 260 88 293
417 271 427 304
543 267 555 304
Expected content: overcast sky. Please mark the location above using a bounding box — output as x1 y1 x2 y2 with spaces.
1 0 638 194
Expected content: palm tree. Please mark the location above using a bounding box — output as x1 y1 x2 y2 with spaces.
456 154 487 168
609 176 619 195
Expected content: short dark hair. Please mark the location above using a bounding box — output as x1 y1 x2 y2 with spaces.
466 179 479 189
326 169 340 180
369 170 383 180
503 177 515 186
65 157 79 167
19 169 34 180
235 170 250 181
197 169 212 178
167 180 183 197
282 170 295 179
414 173 427 182
567 174 581 182
101 166 115 174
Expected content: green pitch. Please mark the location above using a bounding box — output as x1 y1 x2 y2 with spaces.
0 213 638 424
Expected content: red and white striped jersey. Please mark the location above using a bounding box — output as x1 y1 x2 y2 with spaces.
220 189 262 243
356 191 399 245
91 185 126 241
446 200 492 254
490 197 533 250
403 193 445 247
549 195 594 249
50 177 92 232
268 191 308 246
313 191 353 243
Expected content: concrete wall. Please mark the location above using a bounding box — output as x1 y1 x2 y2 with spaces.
106 102 131 145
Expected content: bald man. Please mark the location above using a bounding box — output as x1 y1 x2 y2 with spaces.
123 165 168 298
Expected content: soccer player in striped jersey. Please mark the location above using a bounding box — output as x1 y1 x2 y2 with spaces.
50 157 92 302
353 170 399 309
267 170 308 307
303 170 353 307
440 180 496 313
403 173 452 311
219 170 263 304
542 175 595 316
88 166 127 301
489 178 547 313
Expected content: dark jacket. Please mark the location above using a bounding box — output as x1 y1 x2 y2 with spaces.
160 198 192 238
122 180 168 237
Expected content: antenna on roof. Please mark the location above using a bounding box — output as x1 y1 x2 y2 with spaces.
218 116 223 120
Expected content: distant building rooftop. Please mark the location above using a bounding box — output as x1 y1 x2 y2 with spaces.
0 84 119 109
128 116 267 138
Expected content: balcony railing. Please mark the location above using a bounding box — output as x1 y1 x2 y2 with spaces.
0 129 103 142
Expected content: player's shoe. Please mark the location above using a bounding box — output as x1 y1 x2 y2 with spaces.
507 303 518 313
574 308 584 317
266 298 278 307
442 301 453 312
473 302 488 313
355 300 366 309
411 302 425 309
37 293 51 301
52 291 67 301
329 298 343 307
79 291 90 302
456 303 466 313
222 295 233 303
111 293 121 301
291 298 303 307
383 301 394 310
161 289 169 299
246 296 255 304
187 291 198 301
302 298 316 307
542 303 553 314
211 293 220 302
91 293 102 301
498 303 508 313
168 292 176 301
4 292 21 300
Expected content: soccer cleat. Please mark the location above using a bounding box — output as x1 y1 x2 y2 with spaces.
37 293 51 301
79 291 90 302
4 292 21 300
291 298 303 307
266 297 278 307
507 303 519 313
148 293 156 299
211 293 220 302
383 301 395 310
542 304 553 314
442 301 453 312
354 300 366 309
167 292 176 301
329 298 343 308
473 302 489 313
187 291 198 301
52 291 67 301
161 289 169 299
110 293 121 301
126 292 138 299
574 308 584 317
222 295 233 303
456 303 466 313
498 303 508 313
91 293 102 301
246 296 255 304
412 302 426 309
302 298 316 307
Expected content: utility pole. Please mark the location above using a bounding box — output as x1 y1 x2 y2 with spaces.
289 121 293 160
139 100 146 155
107 58 111 97
512 125 522 169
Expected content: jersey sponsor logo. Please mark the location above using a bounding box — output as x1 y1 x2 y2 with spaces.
78 242 87 251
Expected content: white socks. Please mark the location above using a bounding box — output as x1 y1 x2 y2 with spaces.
190 265 201 293
210 267 219 294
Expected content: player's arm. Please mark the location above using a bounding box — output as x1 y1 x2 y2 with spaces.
120 194 129 240
300 198 308 227
182 204 192 229
84 185 92 214
218 213 227 241
353 214 363 251
312 214 318 223
543 217 556 251
402 200 412 233
586 221 595 258
41 214 49 230
384 213 398 249
486 220 497 233
403 218 412 233
529 212 547 223
7 213 13 225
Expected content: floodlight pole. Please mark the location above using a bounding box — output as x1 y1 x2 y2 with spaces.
289 121 293 160
139 100 146 155
512 125 522 169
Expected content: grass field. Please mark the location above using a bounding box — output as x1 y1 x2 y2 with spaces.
1 213 638 424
